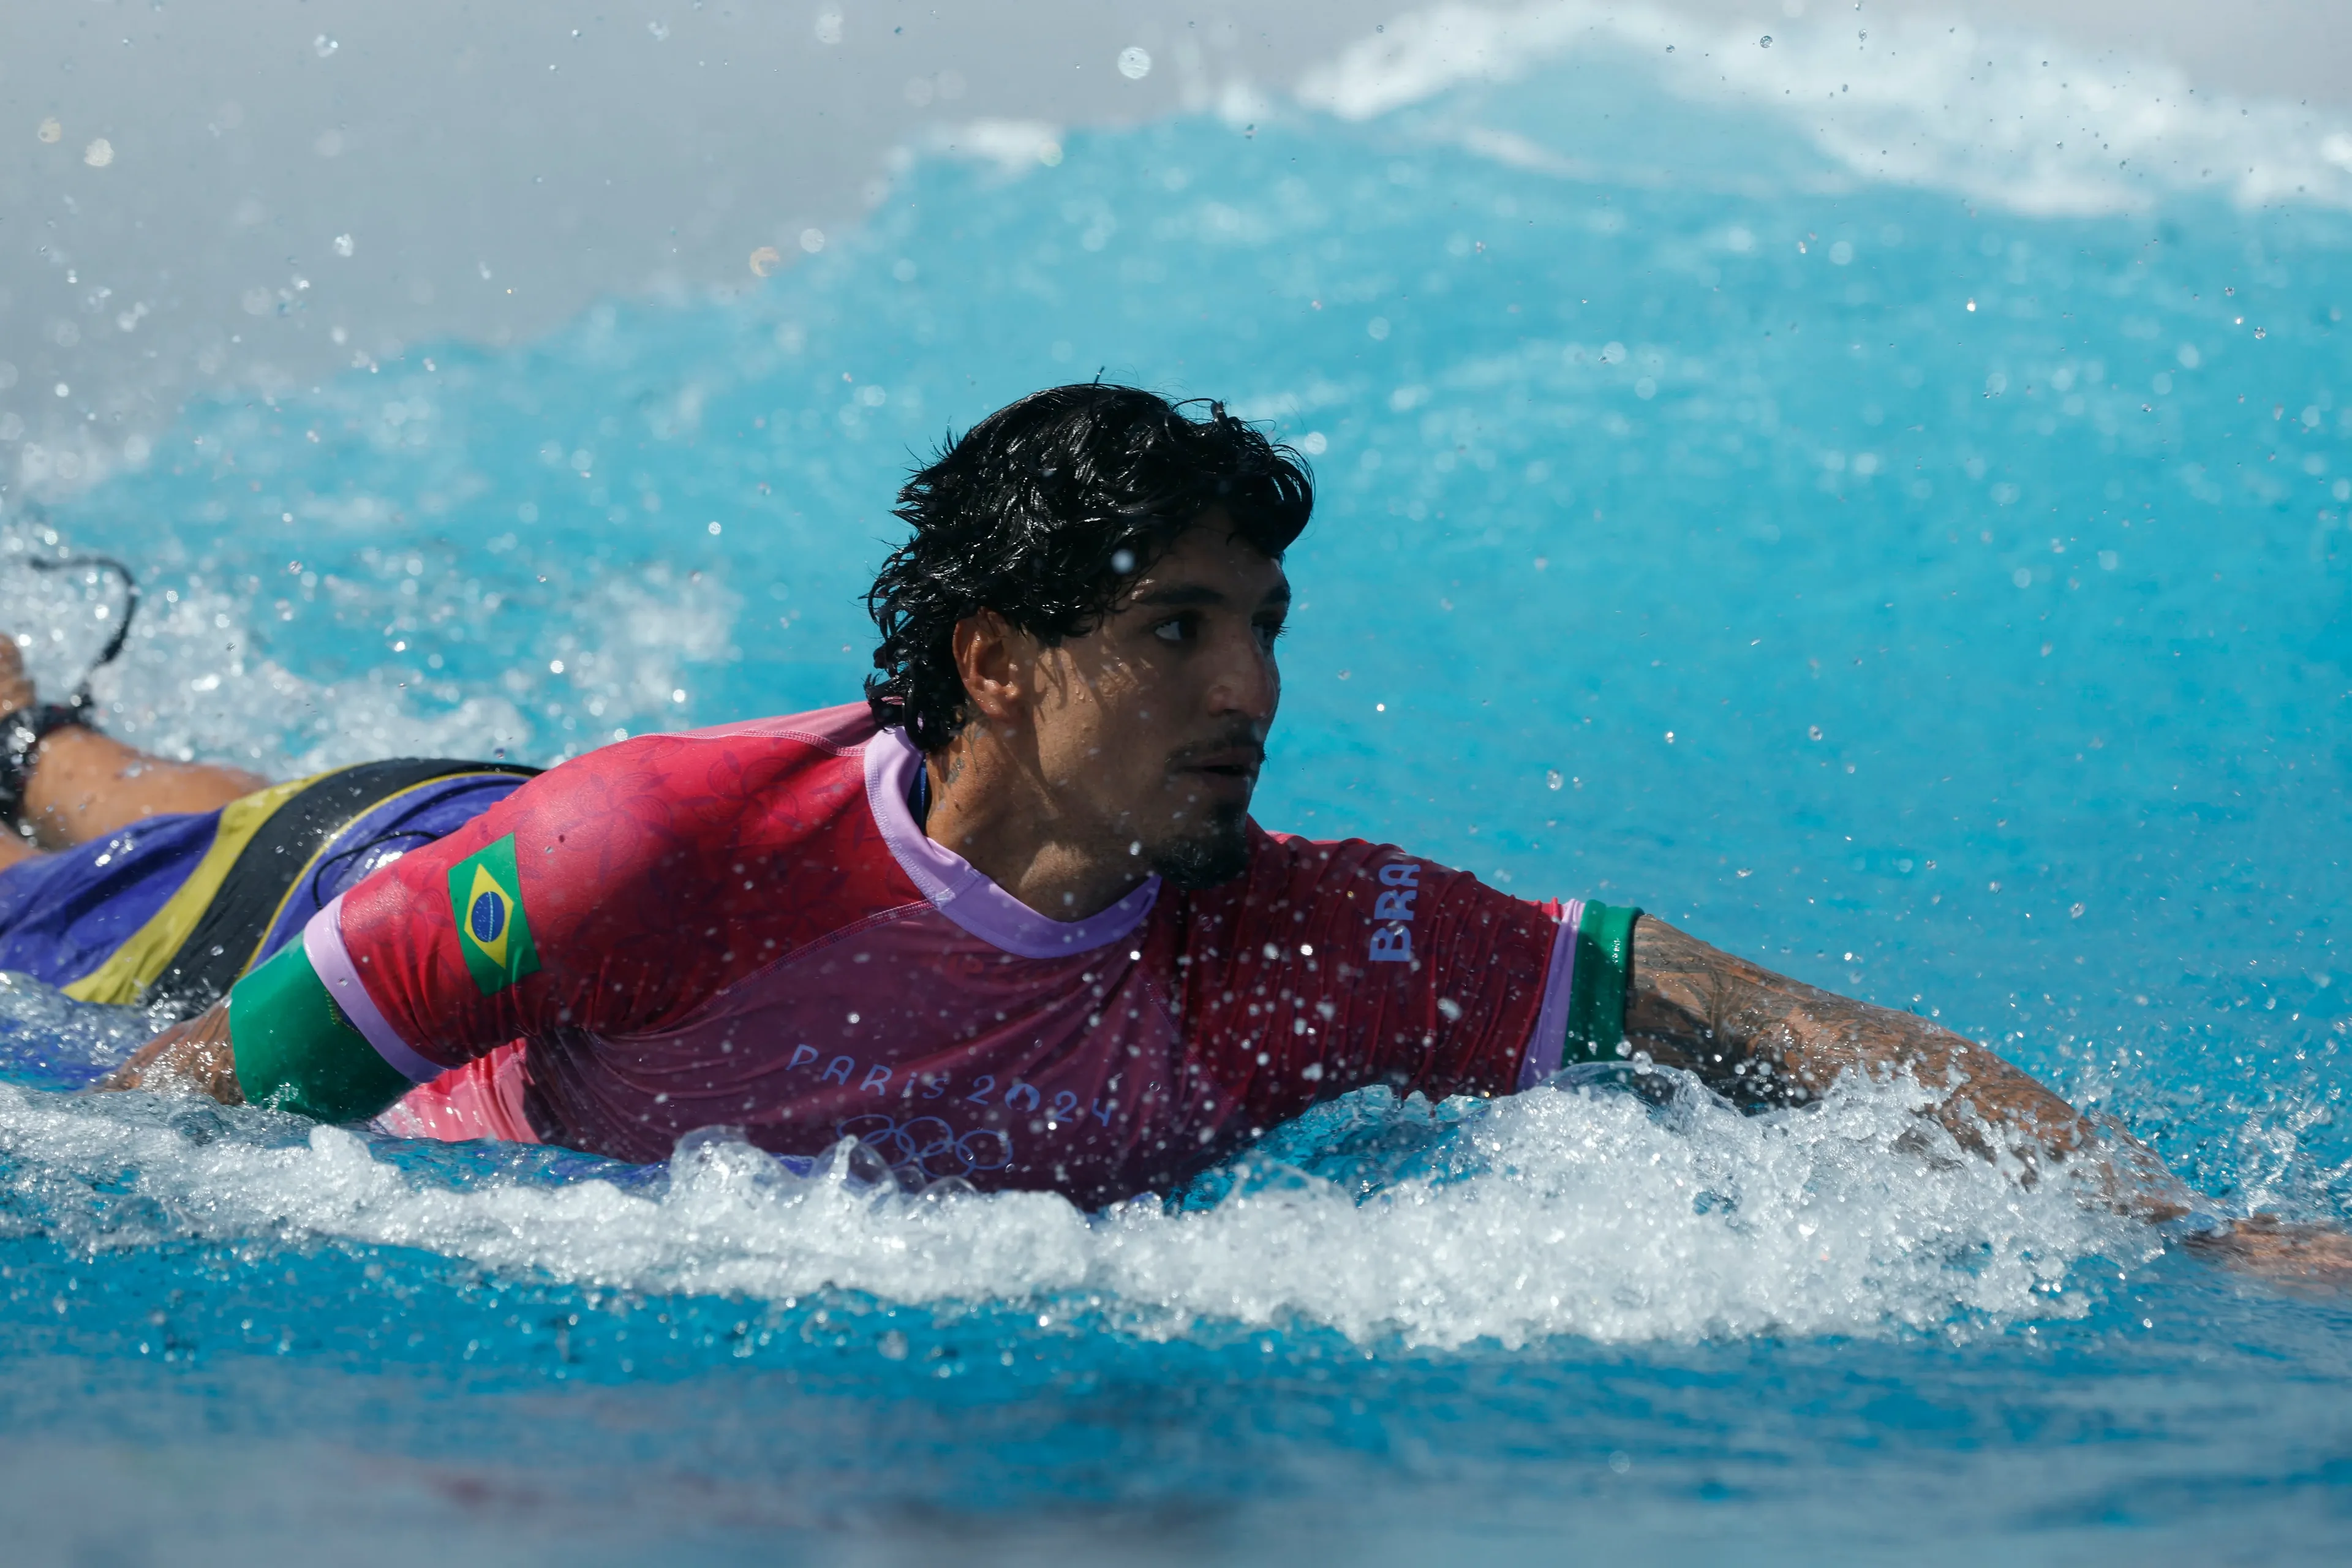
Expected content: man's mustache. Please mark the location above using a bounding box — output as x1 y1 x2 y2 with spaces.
1164 729 1268 773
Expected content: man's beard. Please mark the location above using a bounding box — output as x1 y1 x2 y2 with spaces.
1148 801 1251 891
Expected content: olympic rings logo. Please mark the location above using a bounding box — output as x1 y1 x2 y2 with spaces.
835 1112 1014 1183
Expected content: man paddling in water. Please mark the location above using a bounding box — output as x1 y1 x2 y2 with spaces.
5 385 2337 1276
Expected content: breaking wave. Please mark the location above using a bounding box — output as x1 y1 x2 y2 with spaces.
1297 1 2352 216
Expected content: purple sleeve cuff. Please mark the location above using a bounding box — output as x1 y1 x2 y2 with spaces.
303 895 443 1084
1516 898 1584 1090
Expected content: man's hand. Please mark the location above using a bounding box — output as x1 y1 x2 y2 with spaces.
1623 916 2185 1216
2185 1216 2352 1291
96 997 244 1104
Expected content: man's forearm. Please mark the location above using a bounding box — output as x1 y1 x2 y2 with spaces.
99 998 244 1103
97 938 413 1121
1623 916 2144 1191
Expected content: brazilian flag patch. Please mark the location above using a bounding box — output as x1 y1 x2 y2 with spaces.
446 834 541 996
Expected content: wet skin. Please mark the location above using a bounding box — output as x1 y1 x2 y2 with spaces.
921 513 1289 918
0 635 262 872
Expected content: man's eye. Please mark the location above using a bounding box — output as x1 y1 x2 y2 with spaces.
1256 620 1287 647
1152 617 1193 644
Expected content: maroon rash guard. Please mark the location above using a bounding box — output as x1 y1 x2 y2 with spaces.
310 703 1583 1205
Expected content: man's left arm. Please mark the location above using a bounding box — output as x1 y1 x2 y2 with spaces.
1622 916 2352 1283
1620 915 2174 1208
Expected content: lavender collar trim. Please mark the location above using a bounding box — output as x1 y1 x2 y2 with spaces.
862 727 1159 959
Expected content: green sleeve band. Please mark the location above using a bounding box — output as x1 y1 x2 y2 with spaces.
1562 900 1642 1065
228 940 413 1122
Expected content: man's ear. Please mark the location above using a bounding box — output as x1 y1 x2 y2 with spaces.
951 611 1027 722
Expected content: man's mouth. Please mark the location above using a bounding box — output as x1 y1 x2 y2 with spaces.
1170 743 1264 797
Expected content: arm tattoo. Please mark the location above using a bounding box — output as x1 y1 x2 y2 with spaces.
1623 916 2177 1210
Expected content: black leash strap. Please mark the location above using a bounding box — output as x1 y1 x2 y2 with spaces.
21 552 139 722
0 552 141 831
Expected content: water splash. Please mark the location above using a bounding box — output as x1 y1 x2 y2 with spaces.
0 1027 2141 1348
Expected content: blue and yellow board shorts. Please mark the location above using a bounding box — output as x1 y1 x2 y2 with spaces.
0 759 534 1019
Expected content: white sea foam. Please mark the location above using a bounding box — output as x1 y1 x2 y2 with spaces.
0 1070 2143 1348
1298 1 2352 217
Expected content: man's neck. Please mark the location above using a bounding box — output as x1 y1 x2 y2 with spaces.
921 739 1145 922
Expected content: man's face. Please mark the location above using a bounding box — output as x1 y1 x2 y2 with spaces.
1013 518 1287 889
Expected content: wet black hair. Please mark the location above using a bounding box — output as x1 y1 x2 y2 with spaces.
865 384 1314 751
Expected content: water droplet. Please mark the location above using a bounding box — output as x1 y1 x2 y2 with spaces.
1117 46 1152 80
799 227 825 254
81 138 113 168
747 245 781 277
1759 34 1773 47
36 118 61 145
647 21 669 40
1545 769 1562 790
333 233 355 257
313 34 339 58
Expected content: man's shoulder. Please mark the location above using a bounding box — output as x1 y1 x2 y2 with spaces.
664 701 881 755
1152 827 1415 934
544 701 878 783
1166 824 1555 991
1242 824 1415 885
496 700 883 842
1187 825 1519 917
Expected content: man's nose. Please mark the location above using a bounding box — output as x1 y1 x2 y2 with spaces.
1207 631 1279 724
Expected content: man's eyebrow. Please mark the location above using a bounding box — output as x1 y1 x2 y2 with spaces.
1127 578 1293 611
1127 584 1228 609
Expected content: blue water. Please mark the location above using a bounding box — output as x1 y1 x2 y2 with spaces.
4 17 2351 1563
